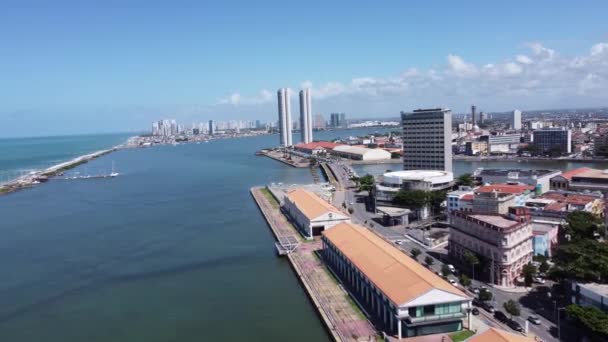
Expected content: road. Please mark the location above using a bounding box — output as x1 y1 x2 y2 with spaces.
326 161 559 342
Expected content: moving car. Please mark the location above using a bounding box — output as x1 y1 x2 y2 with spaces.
528 315 541 325
469 286 480 294
533 277 546 284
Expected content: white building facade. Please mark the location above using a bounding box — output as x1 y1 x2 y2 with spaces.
277 88 293 146
299 88 313 144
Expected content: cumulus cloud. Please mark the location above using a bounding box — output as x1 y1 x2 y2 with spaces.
218 89 273 106
219 42 608 113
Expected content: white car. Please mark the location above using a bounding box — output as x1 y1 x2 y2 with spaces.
533 277 546 284
448 278 457 285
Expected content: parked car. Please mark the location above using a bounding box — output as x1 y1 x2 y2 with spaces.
528 315 541 325
448 278 457 285
447 264 456 273
471 308 480 315
483 303 496 313
469 286 480 294
508 320 524 332
533 277 546 284
472 298 482 307
494 310 508 322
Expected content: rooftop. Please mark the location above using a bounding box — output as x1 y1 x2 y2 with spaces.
333 145 392 157
573 168 608 180
476 184 534 195
467 214 520 229
540 191 598 206
294 141 342 150
383 170 453 182
558 167 591 180
323 222 468 306
578 283 608 297
468 328 535 342
475 168 560 178
285 188 344 220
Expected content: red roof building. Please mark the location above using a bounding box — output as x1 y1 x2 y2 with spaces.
476 184 535 195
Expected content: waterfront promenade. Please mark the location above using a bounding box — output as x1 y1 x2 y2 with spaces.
251 187 377 342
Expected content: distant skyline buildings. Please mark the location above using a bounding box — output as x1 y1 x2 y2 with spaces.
277 88 293 146
299 88 313 144
330 113 347 128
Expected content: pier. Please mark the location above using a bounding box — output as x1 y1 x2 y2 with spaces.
251 186 377 342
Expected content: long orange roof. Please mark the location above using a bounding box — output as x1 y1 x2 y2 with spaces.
468 328 535 342
323 222 468 306
286 188 344 220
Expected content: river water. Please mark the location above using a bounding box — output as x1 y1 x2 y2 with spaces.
1 129 608 341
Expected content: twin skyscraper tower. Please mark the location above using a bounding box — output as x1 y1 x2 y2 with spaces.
277 88 313 147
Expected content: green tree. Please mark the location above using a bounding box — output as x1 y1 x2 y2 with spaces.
411 248 421 260
503 300 521 320
550 239 608 283
429 190 447 214
393 190 429 209
456 173 474 187
565 304 608 338
565 211 603 240
459 274 471 287
358 174 375 192
463 250 480 280
441 264 452 277
424 256 434 267
539 260 550 274
522 263 537 287
478 289 492 302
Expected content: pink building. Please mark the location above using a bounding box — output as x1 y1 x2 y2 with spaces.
449 207 534 287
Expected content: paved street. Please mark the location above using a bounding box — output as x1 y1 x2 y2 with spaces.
327 161 560 342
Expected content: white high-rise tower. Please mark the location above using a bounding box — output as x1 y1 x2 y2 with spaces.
299 88 313 144
511 110 522 130
277 88 292 146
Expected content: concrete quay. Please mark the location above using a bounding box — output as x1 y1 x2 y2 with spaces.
259 150 310 168
0 148 116 196
250 186 377 342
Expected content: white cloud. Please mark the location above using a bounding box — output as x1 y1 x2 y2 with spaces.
218 42 608 114
516 55 533 64
218 89 273 106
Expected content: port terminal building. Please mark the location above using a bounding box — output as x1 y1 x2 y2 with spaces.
283 188 350 240
322 222 471 339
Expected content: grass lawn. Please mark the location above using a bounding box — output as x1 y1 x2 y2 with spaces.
260 187 279 209
450 330 475 342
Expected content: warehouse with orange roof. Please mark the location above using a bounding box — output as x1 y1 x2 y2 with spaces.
283 188 350 239
322 222 471 339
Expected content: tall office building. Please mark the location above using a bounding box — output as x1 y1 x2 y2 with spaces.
401 108 453 172
533 128 571 155
511 110 522 130
277 88 293 146
330 113 347 128
208 120 215 135
471 105 477 126
299 88 313 143
479 112 485 124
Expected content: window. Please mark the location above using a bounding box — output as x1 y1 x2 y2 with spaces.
423 305 435 316
408 307 417 317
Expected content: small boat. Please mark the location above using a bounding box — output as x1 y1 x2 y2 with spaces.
109 161 119 177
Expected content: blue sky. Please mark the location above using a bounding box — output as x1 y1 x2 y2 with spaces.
1 0 607 137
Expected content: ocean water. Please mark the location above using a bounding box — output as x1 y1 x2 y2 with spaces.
0 134 333 341
0 133 133 183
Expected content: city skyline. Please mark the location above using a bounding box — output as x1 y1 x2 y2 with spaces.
1 1 608 137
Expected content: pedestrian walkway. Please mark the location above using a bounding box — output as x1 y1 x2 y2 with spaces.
252 186 377 342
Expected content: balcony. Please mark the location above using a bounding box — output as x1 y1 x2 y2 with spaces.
406 310 466 324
